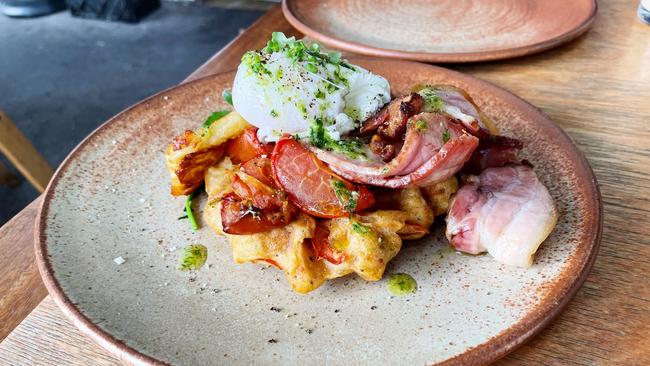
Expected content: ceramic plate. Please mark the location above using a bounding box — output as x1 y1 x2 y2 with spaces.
282 0 597 63
36 59 601 365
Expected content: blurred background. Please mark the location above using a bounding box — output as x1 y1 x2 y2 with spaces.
0 0 274 225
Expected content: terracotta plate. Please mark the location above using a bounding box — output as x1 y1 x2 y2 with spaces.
36 59 601 365
282 0 597 63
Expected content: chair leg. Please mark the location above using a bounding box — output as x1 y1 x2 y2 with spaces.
0 110 54 192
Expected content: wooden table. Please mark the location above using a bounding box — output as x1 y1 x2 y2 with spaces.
1 2 649 364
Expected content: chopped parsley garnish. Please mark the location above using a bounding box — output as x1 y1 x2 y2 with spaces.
305 62 318 73
387 273 417 296
351 221 370 234
185 189 200 230
285 38 308 61
309 118 365 159
332 66 349 87
263 32 345 67
344 106 361 122
263 31 290 53
179 244 207 271
414 119 427 132
245 32 352 84
418 87 445 112
324 78 340 93
202 110 230 128
314 89 326 99
331 179 359 212
274 68 283 80
442 129 451 143
297 102 308 119
327 51 341 64
222 89 233 106
242 50 271 77
270 109 279 118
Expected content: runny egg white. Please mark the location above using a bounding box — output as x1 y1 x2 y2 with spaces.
232 44 391 142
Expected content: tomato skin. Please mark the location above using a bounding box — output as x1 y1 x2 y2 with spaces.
257 258 283 269
262 143 275 155
220 193 284 234
221 171 296 235
271 138 375 218
231 174 253 199
240 157 276 188
312 225 345 265
225 128 268 164
232 174 277 211
354 185 375 212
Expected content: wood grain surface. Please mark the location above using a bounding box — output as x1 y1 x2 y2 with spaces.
0 198 46 341
0 297 121 365
1 1 649 365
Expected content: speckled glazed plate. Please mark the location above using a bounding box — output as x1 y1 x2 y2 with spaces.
282 0 597 63
36 59 601 366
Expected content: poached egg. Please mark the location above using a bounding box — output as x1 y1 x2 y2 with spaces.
232 35 390 142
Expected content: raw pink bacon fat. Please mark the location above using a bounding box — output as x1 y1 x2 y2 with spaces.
446 165 558 267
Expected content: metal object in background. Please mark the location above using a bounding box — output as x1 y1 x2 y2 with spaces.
639 0 650 24
0 0 65 17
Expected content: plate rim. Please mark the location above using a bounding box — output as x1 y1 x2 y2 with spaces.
282 0 598 63
34 61 603 366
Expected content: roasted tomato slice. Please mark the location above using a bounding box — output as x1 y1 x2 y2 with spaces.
240 157 276 188
225 127 268 164
312 225 345 265
271 138 375 218
220 193 283 234
221 172 296 235
236 172 294 213
231 174 276 210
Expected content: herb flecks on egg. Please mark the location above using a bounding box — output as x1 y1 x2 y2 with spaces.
309 118 365 159
232 32 391 157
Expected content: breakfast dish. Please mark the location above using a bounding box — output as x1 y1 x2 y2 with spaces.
165 33 558 293
37 54 601 365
